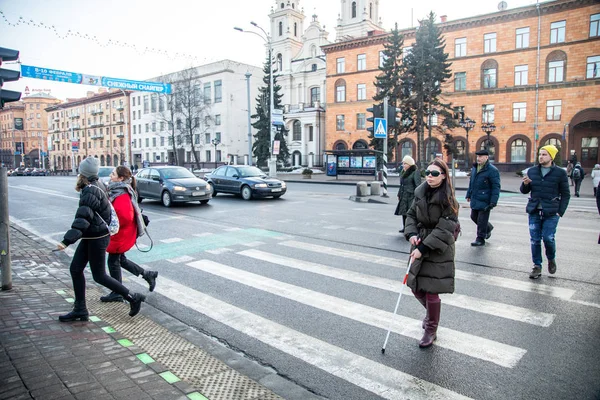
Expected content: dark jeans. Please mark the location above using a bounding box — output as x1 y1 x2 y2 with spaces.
70 236 129 302
574 179 583 196
470 208 494 240
107 253 145 282
528 212 560 266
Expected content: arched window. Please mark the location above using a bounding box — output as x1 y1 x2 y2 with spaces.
481 59 498 89
370 3 373 19
310 87 320 106
425 139 441 160
114 155 119 166
401 141 413 159
100 155 105 166
276 54 283 72
353 140 368 149
278 21 283 36
510 139 527 162
335 79 346 102
334 142 347 150
310 44 317 57
546 50 567 83
544 137 561 147
480 140 496 161
455 139 465 159
294 22 297 36
293 121 301 141
106 155 111 166
280 2 284 8
352 1 357 18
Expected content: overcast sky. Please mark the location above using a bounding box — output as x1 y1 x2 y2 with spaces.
1 0 538 101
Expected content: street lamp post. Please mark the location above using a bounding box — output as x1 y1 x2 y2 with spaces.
235 22 276 177
481 123 496 153
211 138 220 169
459 117 476 168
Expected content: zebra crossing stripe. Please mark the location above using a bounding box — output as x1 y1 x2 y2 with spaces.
186 259 527 368
280 241 576 301
238 249 555 327
155 276 473 400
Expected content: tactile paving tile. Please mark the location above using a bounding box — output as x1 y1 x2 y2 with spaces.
160 347 230 380
134 334 196 358
191 367 283 400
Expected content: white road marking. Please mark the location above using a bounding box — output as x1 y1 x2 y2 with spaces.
156 276 472 400
239 249 555 327
187 259 527 368
347 226 399 236
241 241 266 247
280 241 577 301
166 255 195 263
160 238 183 244
193 233 215 237
205 248 233 254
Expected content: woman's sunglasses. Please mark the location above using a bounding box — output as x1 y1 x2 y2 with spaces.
425 170 442 177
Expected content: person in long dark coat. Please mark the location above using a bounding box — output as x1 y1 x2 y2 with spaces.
394 155 421 233
405 158 459 348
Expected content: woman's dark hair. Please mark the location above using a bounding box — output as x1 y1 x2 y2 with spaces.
429 158 459 215
115 166 136 190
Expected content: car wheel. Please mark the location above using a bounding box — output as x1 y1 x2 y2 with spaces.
161 191 172 207
200 200 209 205
212 190 217 197
273 195 283 199
241 185 252 200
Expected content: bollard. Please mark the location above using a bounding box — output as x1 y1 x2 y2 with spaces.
356 181 369 197
370 181 381 195
0 167 11 290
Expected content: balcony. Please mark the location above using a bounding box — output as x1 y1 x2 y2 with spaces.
115 119 125 124
72 125 81 130
52 128 60 133
91 109 104 115
90 122 105 128
116 104 125 111
116 132 125 138
91 134 104 140
69 113 80 119
53 116 60 122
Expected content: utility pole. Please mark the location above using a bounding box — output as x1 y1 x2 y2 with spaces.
245 72 253 166
0 167 11 290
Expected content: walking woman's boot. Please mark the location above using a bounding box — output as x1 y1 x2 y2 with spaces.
142 270 158 292
58 300 89 322
419 300 441 348
125 293 146 317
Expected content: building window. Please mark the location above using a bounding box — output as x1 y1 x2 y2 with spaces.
203 83 211 104
455 38 467 57
548 60 565 83
276 54 283 72
379 51 387 67
310 87 320 106
309 126 314 141
454 72 466 91
586 56 600 79
152 137 157 147
357 54 366 71
482 104 495 123
279 21 283 36
352 1 357 18
311 64 317 72
294 22 297 36
151 95 157 113
550 20 566 44
214 80 222 103
591 14 600 37
484 33 497 53
143 96 149 114
336 115 345 131
152 122 156 132
215 114 221 125
357 84 367 101
336 57 345 74
205 133 210 143
145 123 149 133
335 79 346 102
514 65 528 86
511 139 527 162
483 69 497 88
546 100 562 120
293 121 301 141
516 27 530 49
357 113 366 130
513 102 527 122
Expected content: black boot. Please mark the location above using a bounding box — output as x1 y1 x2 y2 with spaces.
100 292 124 302
142 270 158 292
419 300 441 348
59 300 89 322
125 293 146 317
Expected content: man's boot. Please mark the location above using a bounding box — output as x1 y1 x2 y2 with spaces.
58 300 89 322
419 300 441 348
125 293 146 317
142 270 158 292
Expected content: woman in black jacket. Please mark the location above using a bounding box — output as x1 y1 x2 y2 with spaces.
405 159 459 348
55 157 146 321
394 155 421 233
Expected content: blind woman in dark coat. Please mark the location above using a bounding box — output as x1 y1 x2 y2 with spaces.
404 159 459 348
394 155 421 233
54 157 146 322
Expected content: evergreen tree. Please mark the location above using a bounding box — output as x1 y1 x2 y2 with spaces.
251 51 290 168
401 12 457 169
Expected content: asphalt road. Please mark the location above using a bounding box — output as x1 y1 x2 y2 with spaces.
6 176 600 400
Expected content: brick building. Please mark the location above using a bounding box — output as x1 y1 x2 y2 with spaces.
322 0 600 171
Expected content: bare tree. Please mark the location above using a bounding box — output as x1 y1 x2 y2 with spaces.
156 74 182 166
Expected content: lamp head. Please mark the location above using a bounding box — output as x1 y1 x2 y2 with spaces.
234 27 244 32
250 21 258 27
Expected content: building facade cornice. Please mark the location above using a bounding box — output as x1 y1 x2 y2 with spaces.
46 91 129 112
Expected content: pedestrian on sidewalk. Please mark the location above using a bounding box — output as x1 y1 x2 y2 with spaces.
566 160 574 187
100 166 158 303
465 149 501 247
54 157 146 321
572 162 585 197
590 164 600 197
596 180 600 244
404 159 459 348
394 155 421 234
520 145 570 279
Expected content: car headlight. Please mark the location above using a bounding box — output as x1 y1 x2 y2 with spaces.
254 183 268 188
206 183 212 192
281 182 286 188
173 186 187 192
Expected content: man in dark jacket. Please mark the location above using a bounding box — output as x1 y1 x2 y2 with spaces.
466 149 501 246
520 145 570 279
572 162 585 197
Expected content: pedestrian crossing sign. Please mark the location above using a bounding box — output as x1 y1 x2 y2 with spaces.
374 118 387 138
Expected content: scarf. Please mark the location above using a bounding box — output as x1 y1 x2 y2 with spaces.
107 179 146 238
401 165 416 178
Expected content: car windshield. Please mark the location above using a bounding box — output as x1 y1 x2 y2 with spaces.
98 167 114 177
160 168 196 179
236 166 267 177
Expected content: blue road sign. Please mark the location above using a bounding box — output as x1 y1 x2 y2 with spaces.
374 118 387 138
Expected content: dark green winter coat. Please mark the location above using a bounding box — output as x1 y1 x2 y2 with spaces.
394 166 421 216
404 183 458 294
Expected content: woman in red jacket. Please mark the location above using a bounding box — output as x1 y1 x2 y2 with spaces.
100 166 158 302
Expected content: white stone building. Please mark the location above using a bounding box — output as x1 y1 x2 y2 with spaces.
129 60 263 169
335 0 382 41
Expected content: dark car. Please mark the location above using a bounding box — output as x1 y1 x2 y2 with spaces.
31 168 48 176
135 166 212 207
13 167 26 176
204 165 286 200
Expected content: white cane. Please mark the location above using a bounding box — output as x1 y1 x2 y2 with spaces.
381 254 414 354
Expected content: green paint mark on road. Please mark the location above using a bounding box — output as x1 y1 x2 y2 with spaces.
65 298 74 303
102 326 116 333
187 392 209 400
89 316 101 322
136 353 155 364
159 371 181 383
55 290 66 295
129 228 283 264
118 338 134 347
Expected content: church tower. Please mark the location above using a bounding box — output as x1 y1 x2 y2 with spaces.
270 1 305 75
335 0 383 41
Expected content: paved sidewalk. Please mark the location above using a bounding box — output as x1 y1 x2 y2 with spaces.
0 225 320 400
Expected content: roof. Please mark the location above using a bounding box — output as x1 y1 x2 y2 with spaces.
23 92 58 100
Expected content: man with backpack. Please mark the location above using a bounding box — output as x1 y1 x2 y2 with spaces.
572 162 585 197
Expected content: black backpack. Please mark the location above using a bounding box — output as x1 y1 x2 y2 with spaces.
572 167 581 180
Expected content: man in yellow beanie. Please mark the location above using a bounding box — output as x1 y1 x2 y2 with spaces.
520 145 570 279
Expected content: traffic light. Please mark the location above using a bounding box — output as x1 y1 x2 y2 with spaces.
387 106 401 128
0 47 21 109
366 103 383 135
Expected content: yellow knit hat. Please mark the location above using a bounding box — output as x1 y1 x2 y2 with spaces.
540 145 558 160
